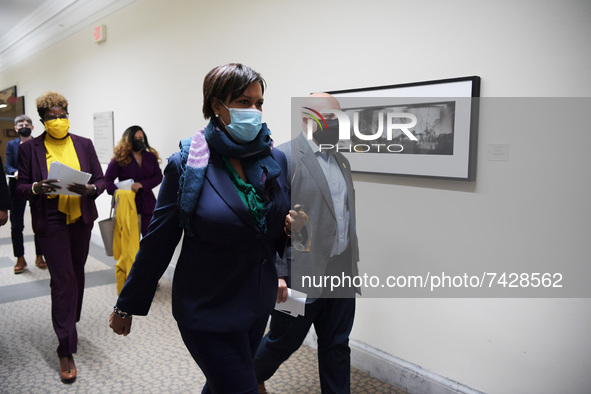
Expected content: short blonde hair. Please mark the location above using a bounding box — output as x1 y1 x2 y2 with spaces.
36 91 68 119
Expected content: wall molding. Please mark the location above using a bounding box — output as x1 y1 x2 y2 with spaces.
304 331 485 394
0 0 137 72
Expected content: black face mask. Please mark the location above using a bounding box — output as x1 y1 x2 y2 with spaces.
313 118 340 145
132 139 146 152
18 127 32 137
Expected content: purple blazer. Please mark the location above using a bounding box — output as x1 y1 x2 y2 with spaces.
104 150 163 216
16 132 106 234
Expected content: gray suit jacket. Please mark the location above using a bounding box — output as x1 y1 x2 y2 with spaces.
276 133 359 299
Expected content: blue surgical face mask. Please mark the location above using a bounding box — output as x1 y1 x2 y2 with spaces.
218 100 262 144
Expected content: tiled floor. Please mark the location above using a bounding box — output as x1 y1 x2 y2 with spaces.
0 210 405 393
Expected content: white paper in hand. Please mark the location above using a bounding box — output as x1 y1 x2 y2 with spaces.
115 179 134 190
274 288 307 317
47 161 91 196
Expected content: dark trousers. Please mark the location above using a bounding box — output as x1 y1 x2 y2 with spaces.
178 311 269 394
254 297 356 393
9 180 41 257
36 200 92 357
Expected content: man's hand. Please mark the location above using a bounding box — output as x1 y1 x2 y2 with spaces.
0 210 8 226
277 277 288 303
285 204 307 233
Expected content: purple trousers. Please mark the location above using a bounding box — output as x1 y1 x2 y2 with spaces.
36 199 93 357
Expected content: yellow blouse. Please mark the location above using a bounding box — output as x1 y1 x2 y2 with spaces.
44 134 82 224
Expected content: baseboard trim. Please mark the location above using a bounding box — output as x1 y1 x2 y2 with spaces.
303 332 484 394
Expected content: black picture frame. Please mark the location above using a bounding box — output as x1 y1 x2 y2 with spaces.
327 76 480 180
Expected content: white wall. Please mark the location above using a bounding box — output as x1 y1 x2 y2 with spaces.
1 0 590 392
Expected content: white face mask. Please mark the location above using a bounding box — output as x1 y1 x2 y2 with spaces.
218 101 262 144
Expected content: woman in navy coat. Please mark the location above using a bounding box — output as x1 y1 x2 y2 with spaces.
110 63 292 393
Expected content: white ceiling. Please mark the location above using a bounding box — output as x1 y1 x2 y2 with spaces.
0 0 45 39
0 0 136 73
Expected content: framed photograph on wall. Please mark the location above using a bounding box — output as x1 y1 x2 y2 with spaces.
5 129 18 138
327 76 480 180
0 85 17 105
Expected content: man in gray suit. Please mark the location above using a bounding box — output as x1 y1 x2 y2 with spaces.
255 93 360 393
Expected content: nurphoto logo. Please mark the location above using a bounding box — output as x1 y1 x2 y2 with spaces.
304 106 418 153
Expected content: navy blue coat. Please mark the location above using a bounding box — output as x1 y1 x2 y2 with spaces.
0 156 9 211
116 147 290 332
5 137 20 176
4 138 20 206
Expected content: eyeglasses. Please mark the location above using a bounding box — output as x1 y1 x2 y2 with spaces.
44 114 69 121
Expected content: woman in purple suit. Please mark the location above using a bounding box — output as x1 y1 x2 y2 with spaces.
105 126 162 237
17 92 106 383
